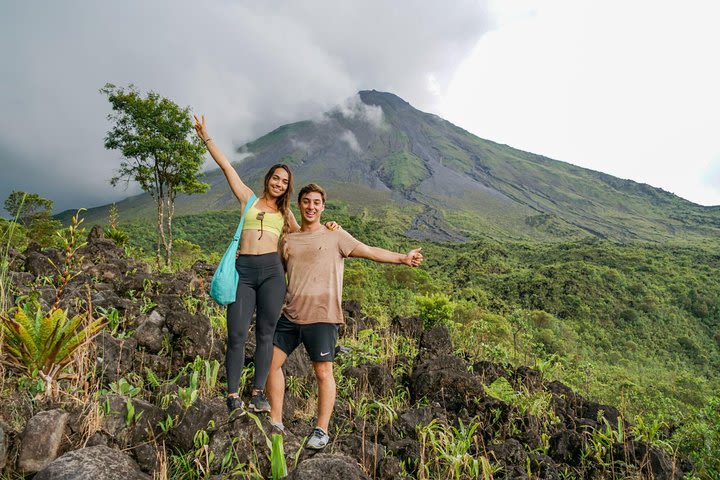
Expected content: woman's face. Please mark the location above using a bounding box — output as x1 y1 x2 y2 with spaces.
266 167 290 198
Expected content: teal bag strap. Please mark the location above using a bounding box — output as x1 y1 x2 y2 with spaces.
235 194 257 239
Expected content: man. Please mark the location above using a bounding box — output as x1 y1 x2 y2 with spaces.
266 183 423 449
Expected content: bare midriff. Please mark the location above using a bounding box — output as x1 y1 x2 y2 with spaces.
237 230 281 255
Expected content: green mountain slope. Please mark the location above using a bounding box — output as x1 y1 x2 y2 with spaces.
59 90 720 243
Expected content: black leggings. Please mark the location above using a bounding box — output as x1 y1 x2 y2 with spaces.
226 252 286 394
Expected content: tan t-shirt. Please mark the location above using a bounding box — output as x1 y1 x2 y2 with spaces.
281 228 361 325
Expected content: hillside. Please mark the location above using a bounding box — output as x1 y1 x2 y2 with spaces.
58 90 720 243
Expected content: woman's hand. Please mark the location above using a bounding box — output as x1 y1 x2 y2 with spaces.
325 221 342 231
193 114 210 142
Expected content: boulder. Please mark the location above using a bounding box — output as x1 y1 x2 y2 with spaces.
33 445 149 480
410 353 485 413
133 310 167 353
18 409 69 473
487 438 529 479
166 311 221 370
289 453 370 480
343 363 395 397
416 326 454 362
166 398 226 452
96 332 137 383
390 315 423 339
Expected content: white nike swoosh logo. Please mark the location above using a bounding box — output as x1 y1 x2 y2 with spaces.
320 351 330 357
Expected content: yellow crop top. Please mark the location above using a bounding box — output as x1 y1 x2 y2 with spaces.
242 199 284 238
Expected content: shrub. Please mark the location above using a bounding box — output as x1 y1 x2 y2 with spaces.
417 293 456 330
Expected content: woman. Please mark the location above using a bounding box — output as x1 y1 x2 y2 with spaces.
194 115 335 414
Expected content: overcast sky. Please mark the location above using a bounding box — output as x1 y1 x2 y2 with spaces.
1 0 718 215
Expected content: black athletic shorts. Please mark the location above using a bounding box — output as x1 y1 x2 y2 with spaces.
273 315 338 362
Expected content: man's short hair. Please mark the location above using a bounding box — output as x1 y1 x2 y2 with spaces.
298 183 326 204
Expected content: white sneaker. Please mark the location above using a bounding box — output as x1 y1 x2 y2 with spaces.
306 427 329 449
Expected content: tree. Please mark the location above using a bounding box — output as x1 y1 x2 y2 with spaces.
3 191 61 247
101 83 208 265
4 191 53 226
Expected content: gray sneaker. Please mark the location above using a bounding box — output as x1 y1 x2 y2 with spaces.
306 427 329 450
269 420 286 434
249 391 271 413
226 396 246 416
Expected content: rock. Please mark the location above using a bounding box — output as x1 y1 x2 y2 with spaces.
487 438 528 479
96 332 137 383
100 395 165 446
79 226 125 262
167 398 226 451
87 262 123 281
208 414 277 474
410 353 485 413
166 311 221 370
416 326 454 361
7 247 26 270
86 431 111 447
472 360 509 385
133 350 172 380
0 423 7 469
153 293 187 316
132 442 159 476
113 272 155 296
24 251 56 277
342 300 363 321
343 363 395 397
284 345 314 380
18 409 69 473
91 289 123 310
379 455 402 480
548 429 583 466
390 315 423 339
33 445 150 480
290 453 370 480
8 271 34 291
133 310 167 353
528 452 561 479
336 433 386 476
621 441 684 480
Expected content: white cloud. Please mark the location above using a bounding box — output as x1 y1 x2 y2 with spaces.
326 94 386 130
437 0 720 206
340 130 362 153
0 0 489 211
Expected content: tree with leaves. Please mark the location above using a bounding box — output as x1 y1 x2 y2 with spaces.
101 83 208 265
4 191 61 247
4 191 53 226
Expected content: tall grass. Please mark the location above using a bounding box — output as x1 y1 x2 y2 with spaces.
0 193 25 313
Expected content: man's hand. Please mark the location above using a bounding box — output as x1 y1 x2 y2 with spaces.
324 221 342 231
402 247 423 267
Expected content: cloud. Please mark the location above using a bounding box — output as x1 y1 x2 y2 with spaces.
339 130 362 153
330 94 385 129
0 0 490 212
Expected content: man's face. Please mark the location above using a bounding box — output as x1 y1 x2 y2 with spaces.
299 191 325 224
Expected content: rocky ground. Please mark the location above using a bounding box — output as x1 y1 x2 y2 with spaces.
0 227 687 479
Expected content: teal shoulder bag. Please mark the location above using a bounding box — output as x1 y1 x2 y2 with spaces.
210 194 257 305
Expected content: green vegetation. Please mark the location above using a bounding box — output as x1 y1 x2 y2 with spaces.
101 83 209 266
4 191 62 247
4 191 720 476
112 204 719 475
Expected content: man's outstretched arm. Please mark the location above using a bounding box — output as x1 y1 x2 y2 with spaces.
349 244 423 267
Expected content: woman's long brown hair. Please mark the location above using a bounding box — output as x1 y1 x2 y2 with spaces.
262 164 294 235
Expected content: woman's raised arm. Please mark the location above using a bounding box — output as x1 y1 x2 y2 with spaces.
194 115 253 206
